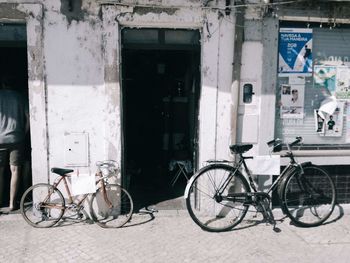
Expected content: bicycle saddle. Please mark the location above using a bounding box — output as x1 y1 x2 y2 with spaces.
229 144 253 154
51 168 74 176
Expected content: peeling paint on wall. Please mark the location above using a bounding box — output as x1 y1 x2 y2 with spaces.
134 7 178 15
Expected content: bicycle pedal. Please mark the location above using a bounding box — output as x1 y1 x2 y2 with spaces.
273 226 281 233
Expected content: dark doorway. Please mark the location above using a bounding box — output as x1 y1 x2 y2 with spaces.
121 28 200 211
0 24 31 208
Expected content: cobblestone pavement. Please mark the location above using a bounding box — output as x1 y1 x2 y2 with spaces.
0 205 349 263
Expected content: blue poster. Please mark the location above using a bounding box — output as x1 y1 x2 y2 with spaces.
278 28 313 75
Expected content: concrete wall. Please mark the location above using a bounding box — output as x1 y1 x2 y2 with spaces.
43 1 108 185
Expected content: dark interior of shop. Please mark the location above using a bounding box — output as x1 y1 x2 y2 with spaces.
122 48 200 211
0 44 31 208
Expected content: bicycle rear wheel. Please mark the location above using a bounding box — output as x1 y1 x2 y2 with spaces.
186 164 250 232
281 165 336 227
90 184 133 228
20 183 65 228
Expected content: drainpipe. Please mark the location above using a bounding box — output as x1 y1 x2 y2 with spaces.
230 3 245 145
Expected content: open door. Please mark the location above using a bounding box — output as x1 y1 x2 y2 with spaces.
0 24 31 208
121 28 201 211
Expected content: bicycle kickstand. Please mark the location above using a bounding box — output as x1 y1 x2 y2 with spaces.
259 199 280 232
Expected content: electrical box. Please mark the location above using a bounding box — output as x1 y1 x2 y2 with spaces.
64 132 89 167
243 83 254 104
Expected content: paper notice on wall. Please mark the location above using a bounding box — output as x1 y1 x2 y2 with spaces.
314 65 337 93
280 84 305 119
318 101 344 137
71 173 96 195
289 75 305 85
318 96 337 119
314 109 325 134
336 66 350 99
314 65 350 99
249 155 280 175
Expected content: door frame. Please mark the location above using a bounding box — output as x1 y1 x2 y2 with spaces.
119 27 201 187
0 3 47 185
101 4 236 186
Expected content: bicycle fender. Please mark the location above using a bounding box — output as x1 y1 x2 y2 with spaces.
278 161 313 192
184 163 234 199
184 175 196 199
301 161 312 167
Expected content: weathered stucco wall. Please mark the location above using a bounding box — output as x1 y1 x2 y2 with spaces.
43 2 107 181
46 0 237 173
101 0 237 167
1 0 238 184
0 1 48 185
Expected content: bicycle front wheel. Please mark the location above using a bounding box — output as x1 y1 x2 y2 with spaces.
281 165 336 227
90 184 133 228
20 183 65 228
186 164 250 232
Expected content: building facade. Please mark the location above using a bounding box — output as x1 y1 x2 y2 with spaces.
239 0 350 204
0 0 349 207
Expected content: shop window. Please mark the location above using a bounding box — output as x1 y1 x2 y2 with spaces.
275 23 350 148
122 29 158 44
122 28 200 48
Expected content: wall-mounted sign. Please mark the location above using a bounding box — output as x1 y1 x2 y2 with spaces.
278 28 313 76
280 84 305 119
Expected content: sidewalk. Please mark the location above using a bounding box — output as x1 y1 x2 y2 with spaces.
0 206 349 263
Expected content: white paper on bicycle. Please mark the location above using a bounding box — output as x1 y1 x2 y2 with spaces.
249 155 280 175
71 173 96 195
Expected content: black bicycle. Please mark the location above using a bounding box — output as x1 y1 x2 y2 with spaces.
185 137 337 232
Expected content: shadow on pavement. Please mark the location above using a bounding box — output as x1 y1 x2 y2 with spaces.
122 207 157 228
323 204 344 225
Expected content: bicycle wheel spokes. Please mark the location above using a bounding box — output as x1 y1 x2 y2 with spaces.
283 166 336 227
90 184 133 228
186 164 250 232
20 184 65 228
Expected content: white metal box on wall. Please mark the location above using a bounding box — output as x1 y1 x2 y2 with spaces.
64 132 89 167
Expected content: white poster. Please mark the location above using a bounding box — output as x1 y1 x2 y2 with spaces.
318 96 337 120
318 101 344 137
71 173 96 195
336 66 350 99
289 75 306 85
280 84 305 119
249 155 281 175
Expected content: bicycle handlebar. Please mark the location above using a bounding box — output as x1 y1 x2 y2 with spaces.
96 160 119 169
267 136 302 152
289 136 302 147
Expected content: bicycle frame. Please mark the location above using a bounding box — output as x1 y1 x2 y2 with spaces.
184 137 307 200
41 170 112 210
215 149 303 200
241 150 304 195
